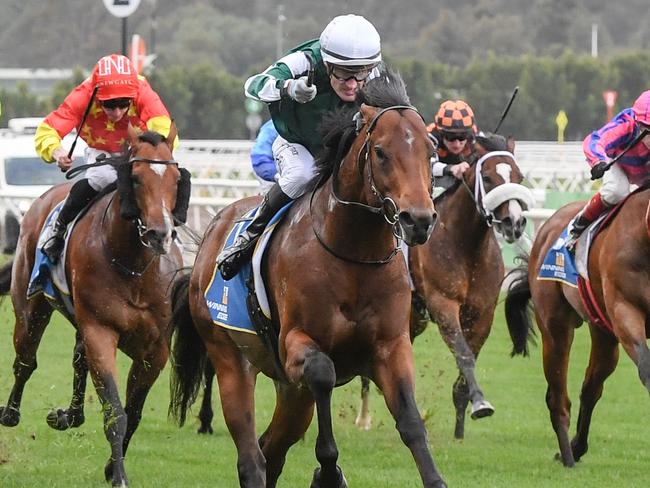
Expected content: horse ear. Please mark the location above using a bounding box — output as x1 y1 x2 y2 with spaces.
506 135 516 153
166 120 178 152
127 123 140 149
359 104 377 129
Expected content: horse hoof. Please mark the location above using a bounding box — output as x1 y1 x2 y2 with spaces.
310 466 348 488
554 452 576 467
104 460 129 487
47 409 70 430
470 400 495 420
354 415 371 431
0 405 20 427
197 425 214 435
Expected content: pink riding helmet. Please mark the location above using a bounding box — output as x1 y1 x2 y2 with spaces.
632 90 650 126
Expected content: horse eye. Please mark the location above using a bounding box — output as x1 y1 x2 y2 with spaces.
483 175 493 186
131 175 141 186
374 146 387 160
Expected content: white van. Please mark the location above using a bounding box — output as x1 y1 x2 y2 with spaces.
0 117 86 253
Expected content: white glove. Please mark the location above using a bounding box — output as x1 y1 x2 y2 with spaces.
285 76 317 103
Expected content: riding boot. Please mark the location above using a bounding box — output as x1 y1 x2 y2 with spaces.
217 183 292 280
565 192 609 249
43 179 99 263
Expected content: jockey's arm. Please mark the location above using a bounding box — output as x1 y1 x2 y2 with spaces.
244 51 313 102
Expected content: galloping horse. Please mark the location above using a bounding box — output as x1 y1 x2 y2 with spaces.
169 72 446 487
505 191 650 466
356 135 534 439
0 125 186 486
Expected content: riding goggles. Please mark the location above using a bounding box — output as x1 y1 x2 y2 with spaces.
100 98 132 110
441 132 470 142
329 65 373 83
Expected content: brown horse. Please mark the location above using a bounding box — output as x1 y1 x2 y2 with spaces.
0 125 186 486
355 135 534 439
169 72 446 487
505 191 650 466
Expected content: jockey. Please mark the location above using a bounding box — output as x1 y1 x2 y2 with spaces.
428 99 477 188
566 89 650 247
34 53 182 263
217 14 382 280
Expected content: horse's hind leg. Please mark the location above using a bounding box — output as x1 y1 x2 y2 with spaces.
197 361 215 434
47 330 88 430
0 298 53 427
570 325 619 462
373 336 447 487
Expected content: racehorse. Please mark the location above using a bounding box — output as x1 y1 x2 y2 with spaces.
505 192 650 466
0 125 187 486
355 134 534 439
169 71 447 487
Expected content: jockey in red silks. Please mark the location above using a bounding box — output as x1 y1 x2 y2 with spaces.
566 90 650 246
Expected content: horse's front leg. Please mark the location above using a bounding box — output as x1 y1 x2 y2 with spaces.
47 330 88 430
373 336 447 488
284 330 347 488
81 323 129 487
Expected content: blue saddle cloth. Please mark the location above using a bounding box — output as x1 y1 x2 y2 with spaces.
27 203 64 299
203 202 292 334
538 226 578 286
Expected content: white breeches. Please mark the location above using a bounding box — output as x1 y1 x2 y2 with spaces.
600 163 630 205
84 148 118 191
272 136 317 199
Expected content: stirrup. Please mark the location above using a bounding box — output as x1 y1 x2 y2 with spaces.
43 235 65 263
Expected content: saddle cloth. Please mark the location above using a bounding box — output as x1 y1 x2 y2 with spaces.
203 202 293 334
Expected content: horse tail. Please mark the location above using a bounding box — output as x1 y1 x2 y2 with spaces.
168 273 207 426
504 253 536 357
0 259 13 295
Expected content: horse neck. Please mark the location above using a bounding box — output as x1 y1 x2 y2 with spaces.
313 152 397 258
439 175 492 242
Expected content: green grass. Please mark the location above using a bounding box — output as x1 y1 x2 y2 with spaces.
0 296 648 487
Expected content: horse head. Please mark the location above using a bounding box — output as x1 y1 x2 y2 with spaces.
336 73 437 246
471 133 534 243
117 123 189 254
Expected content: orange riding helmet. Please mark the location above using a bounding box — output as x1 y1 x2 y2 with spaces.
434 100 476 134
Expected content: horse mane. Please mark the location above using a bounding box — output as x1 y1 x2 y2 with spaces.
315 69 412 181
475 132 508 152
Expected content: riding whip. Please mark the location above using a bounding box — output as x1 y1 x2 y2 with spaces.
590 127 650 180
66 85 99 164
493 86 519 133
305 52 315 87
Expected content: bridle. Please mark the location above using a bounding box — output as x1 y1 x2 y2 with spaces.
310 105 427 264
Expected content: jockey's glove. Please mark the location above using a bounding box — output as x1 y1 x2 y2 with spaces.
283 76 317 104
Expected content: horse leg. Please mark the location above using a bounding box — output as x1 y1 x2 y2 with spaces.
354 376 371 430
0 298 53 427
120 346 168 459
197 360 215 434
436 311 494 429
258 382 315 488
570 325 619 462
283 331 346 488
209 340 265 488
47 330 88 430
82 326 129 487
373 336 447 488
538 307 576 467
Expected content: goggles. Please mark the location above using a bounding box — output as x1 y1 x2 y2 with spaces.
441 132 469 142
100 98 132 110
329 65 373 83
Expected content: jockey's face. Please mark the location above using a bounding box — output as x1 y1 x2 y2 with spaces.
441 132 469 155
327 64 373 102
100 98 132 122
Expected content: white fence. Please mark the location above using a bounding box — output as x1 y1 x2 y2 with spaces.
0 140 590 234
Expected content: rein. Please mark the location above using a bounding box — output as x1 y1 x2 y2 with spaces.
309 105 421 264
66 155 180 179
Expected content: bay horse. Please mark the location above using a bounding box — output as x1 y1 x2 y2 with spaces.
0 125 187 486
356 135 534 439
169 72 447 487
505 192 650 466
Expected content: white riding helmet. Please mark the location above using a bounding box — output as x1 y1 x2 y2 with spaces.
319 14 381 67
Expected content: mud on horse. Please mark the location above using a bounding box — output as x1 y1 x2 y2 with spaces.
0 124 188 486
168 71 448 487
